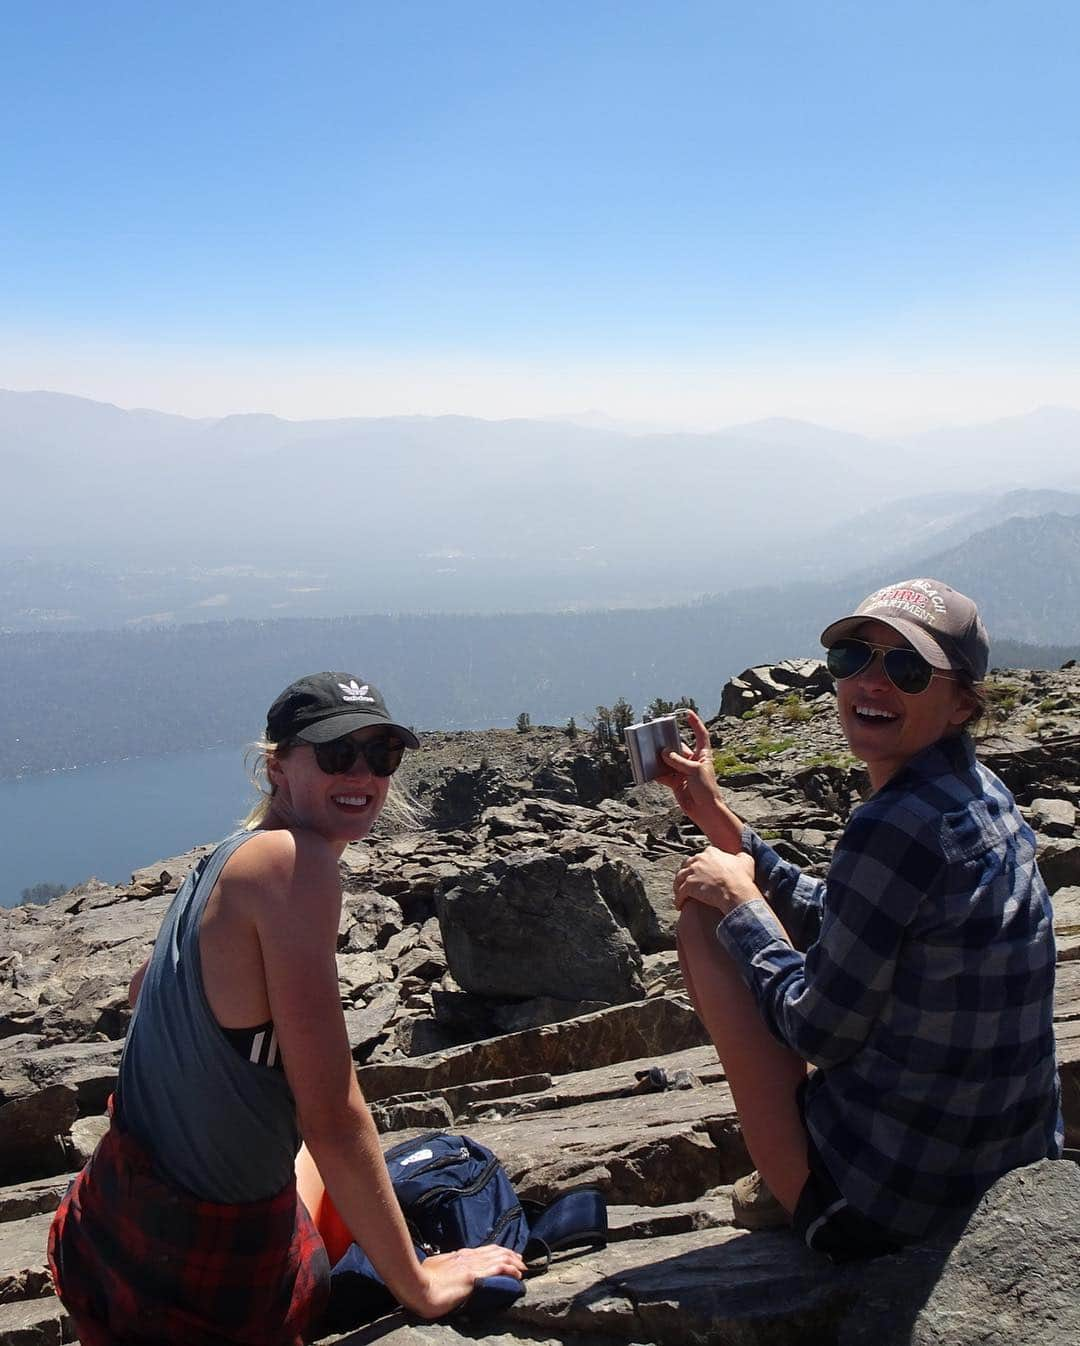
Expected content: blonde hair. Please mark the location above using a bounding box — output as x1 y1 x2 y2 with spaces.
241 735 283 830
240 736 425 832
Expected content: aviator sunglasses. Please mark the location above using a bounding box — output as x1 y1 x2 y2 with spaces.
300 732 407 777
826 638 958 696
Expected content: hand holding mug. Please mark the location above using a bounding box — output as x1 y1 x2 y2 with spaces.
655 710 728 830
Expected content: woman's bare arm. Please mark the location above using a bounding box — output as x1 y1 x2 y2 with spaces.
244 830 523 1318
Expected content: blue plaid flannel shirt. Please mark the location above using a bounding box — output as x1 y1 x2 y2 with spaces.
716 732 1063 1240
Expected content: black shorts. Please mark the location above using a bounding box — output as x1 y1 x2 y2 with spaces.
792 1082 904 1263
791 1138 903 1262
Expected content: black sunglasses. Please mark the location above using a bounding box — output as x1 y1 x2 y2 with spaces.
826 638 958 696
301 733 407 778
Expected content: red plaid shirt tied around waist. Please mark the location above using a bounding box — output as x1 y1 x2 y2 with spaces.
48 1100 329 1346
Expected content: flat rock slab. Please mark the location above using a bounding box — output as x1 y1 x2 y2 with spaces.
0 1180 71 1226
322 1324 603 1346
1055 1018 1080 1145
506 1222 839 1345
357 998 708 1102
1054 958 1080 1144
1053 886 1080 961
395 1075 746 1207
6 1041 123 1109
607 1189 736 1240
501 1160 1080 1346
463 1045 722 1121
0 1211 53 1306
0 1295 68 1346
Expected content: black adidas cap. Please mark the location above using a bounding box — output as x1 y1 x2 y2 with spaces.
266 672 420 747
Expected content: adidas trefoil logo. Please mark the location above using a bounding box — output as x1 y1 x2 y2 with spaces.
338 680 375 704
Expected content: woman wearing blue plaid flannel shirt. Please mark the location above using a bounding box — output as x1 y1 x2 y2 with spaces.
660 579 1062 1261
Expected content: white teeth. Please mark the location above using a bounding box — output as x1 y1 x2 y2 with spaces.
855 705 897 720
333 795 370 806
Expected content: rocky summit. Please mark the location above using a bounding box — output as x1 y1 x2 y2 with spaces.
3 660 1080 1346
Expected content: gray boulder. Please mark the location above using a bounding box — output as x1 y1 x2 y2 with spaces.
889 1158 1080 1346
426 765 517 830
580 854 667 953
437 851 645 1003
567 750 630 806
1036 835 1080 893
0 1087 75 1184
1029 796 1077 837
719 658 833 718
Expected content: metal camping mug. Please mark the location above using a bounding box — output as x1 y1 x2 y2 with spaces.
623 713 684 786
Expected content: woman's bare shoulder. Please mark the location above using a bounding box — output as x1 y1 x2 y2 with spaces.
219 828 341 900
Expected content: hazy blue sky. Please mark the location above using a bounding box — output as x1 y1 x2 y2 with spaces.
3 1 1078 431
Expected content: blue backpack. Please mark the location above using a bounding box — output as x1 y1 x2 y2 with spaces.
326 1131 607 1327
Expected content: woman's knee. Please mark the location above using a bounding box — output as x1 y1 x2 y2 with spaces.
677 902 759 1025
676 897 717 954
677 901 739 984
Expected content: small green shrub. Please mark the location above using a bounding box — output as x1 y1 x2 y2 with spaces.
713 749 755 777
712 735 795 776
983 679 1021 721
779 692 812 722
800 749 858 770
749 734 796 759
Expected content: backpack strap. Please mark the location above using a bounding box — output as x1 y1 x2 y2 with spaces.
327 1243 526 1329
524 1187 608 1266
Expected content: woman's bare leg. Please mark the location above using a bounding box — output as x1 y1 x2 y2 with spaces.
678 900 810 1213
295 1142 353 1263
295 1142 325 1216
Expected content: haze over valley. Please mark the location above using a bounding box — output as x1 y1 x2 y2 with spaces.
4 390 1080 628
3 389 1080 783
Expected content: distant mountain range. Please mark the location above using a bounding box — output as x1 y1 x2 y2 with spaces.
4 388 1080 776
4 389 1080 623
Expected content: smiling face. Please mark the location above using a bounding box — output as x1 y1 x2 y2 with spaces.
834 620 974 791
265 727 392 849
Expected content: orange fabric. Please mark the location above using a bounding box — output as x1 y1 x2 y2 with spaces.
310 1189 353 1266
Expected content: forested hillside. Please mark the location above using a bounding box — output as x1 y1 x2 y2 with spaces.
4 568 1079 778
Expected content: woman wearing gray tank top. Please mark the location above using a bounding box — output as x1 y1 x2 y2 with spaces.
49 673 524 1346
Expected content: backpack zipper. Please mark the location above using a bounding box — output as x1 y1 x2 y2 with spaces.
386 1138 470 1180
412 1155 500 1207
487 1203 524 1242
383 1130 455 1163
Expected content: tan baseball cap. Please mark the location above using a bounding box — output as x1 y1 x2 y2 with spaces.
820 578 989 680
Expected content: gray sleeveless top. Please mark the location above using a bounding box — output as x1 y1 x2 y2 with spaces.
116 830 300 1202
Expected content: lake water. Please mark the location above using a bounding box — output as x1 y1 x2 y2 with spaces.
0 746 257 908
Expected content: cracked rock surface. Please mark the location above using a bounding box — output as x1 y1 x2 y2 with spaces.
3 662 1080 1344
